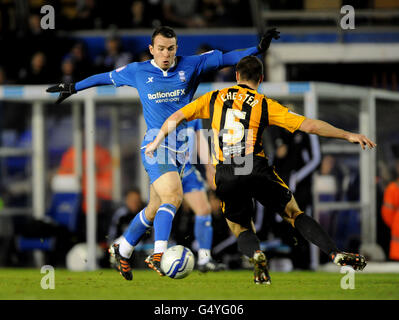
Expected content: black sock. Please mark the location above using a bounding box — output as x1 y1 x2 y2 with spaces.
237 230 260 258
294 214 338 257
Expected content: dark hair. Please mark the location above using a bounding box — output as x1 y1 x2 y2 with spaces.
151 26 177 45
124 187 141 198
236 56 263 83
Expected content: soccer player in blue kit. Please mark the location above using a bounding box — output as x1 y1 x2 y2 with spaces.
47 26 280 280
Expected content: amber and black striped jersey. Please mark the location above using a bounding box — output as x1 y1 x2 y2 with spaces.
181 84 306 165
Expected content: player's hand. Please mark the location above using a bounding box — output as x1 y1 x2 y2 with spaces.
144 142 157 158
257 28 280 53
346 133 377 150
46 83 77 104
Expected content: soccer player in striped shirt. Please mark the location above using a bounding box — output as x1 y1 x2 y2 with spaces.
145 55 374 284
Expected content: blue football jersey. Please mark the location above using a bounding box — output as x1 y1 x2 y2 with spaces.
108 50 223 154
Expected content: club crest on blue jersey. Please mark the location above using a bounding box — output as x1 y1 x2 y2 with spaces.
178 71 186 82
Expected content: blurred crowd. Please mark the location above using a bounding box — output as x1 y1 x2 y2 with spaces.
0 30 236 87
0 0 252 33
0 30 146 86
0 0 397 88
0 0 252 86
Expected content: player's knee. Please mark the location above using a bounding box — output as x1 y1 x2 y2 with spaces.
235 227 251 239
194 201 212 216
281 210 303 228
173 195 183 208
280 195 304 227
292 210 303 221
161 193 183 208
226 219 247 238
144 206 157 221
146 196 162 221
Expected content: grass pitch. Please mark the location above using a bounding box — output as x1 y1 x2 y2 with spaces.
1 268 399 300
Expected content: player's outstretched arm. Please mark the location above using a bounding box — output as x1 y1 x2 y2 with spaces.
257 27 281 53
220 28 280 67
299 118 377 150
46 83 77 104
46 72 113 104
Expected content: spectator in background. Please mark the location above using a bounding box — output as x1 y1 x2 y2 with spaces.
23 13 56 60
128 0 161 28
130 0 146 28
163 0 206 28
75 0 102 29
60 57 76 83
56 142 114 250
137 50 152 62
318 155 345 201
107 188 146 246
67 41 93 79
381 145 399 261
15 14 57 82
130 0 164 28
26 13 49 44
200 0 227 27
18 51 51 84
23 11 70 75
57 144 113 215
313 154 345 263
95 36 133 73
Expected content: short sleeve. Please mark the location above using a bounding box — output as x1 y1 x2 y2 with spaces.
181 92 213 121
267 98 306 133
109 63 137 88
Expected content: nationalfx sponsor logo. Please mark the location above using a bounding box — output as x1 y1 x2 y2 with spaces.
147 89 186 103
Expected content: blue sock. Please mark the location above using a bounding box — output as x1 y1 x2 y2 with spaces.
194 214 213 250
154 204 176 242
123 208 153 246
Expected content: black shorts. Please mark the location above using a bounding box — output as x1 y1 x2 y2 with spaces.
215 156 293 230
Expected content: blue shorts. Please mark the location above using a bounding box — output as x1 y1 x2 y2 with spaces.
141 146 185 185
181 163 206 194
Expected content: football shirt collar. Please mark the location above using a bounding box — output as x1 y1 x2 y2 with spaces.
151 58 176 77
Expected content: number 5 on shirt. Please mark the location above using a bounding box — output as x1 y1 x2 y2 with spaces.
222 108 246 145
